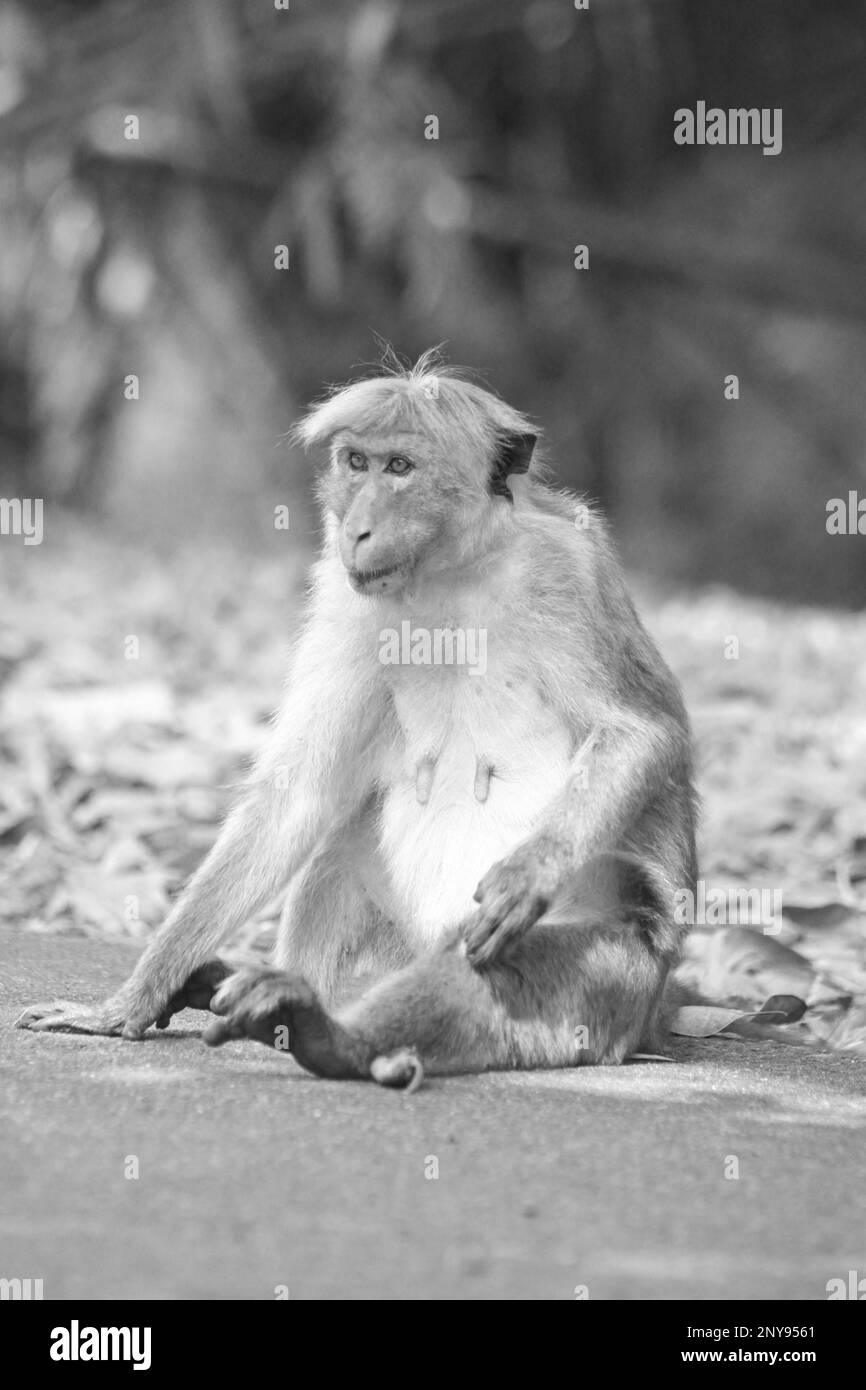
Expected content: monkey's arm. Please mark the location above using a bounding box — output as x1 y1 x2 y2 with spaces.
465 518 695 966
465 709 691 966
18 593 386 1037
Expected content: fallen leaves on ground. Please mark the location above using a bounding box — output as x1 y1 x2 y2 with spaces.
0 519 299 946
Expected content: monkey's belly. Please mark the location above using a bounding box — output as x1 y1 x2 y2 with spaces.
373 726 573 945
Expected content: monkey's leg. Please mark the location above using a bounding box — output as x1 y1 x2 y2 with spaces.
202 953 498 1086
138 814 411 1034
606 783 696 953
371 924 672 1071
204 922 670 1085
202 967 399 1082
274 808 411 1004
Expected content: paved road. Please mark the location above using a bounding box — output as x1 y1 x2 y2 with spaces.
1 928 864 1300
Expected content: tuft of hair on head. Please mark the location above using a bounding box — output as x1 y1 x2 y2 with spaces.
290 345 541 484
369 339 450 381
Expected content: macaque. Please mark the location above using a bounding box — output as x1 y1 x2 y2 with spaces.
18 352 697 1089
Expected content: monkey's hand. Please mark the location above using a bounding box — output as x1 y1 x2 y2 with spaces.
16 960 233 1038
152 959 233 1030
465 848 555 967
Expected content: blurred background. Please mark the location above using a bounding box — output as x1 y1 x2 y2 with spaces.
0 0 865 599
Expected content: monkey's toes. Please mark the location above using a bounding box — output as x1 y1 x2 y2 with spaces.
202 1015 245 1047
370 1049 424 1092
211 968 316 1017
205 968 319 1049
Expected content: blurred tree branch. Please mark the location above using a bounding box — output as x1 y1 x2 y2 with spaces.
0 0 864 599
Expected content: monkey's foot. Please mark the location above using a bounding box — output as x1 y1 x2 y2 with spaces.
203 967 373 1080
203 968 309 1048
154 959 233 1029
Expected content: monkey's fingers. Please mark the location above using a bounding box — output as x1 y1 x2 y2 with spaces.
155 960 233 1029
464 919 510 966
465 894 547 967
465 923 516 967
467 856 552 966
16 1000 125 1035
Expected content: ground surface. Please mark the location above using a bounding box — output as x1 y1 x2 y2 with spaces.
2 928 864 1301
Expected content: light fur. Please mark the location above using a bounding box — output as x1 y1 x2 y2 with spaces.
18 353 697 1086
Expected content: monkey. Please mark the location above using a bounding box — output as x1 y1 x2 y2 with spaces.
17 351 698 1089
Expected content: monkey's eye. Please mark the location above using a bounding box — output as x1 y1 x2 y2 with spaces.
386 455 414 476
346 450 367 471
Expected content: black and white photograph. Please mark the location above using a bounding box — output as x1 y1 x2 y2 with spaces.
1 0 865 1333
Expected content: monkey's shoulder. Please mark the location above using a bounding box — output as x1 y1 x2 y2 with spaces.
504 502 613 635
513 498 679 704
517 494 614 581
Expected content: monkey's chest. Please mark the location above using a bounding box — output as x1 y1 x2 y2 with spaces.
372 671 573 942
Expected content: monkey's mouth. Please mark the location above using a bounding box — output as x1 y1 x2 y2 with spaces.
348 564 403 592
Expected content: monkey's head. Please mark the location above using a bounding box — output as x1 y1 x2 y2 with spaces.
294 353 539 596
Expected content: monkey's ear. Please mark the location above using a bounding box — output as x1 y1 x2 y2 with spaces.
490 432 537 501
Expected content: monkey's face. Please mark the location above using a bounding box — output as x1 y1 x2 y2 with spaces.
324 432 469 596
